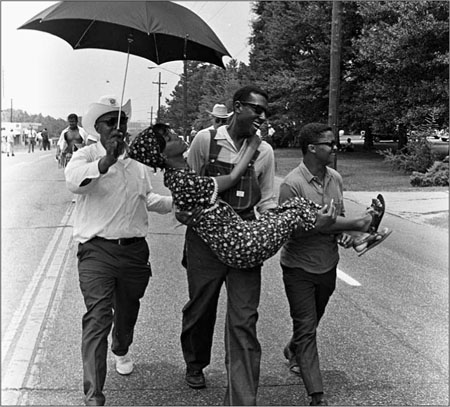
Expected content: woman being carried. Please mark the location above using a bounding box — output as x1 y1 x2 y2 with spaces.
129 124 390 268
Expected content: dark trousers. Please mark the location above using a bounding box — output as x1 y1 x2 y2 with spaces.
181 227 262 406
281 264 336 396
77 238 151 405
28 140 35 152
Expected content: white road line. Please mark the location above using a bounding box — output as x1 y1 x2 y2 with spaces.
337 268 361 286
1 204 74 403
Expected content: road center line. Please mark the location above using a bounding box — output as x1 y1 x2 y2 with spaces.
337 268 361 286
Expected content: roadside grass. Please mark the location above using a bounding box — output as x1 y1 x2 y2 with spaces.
274 145 448 192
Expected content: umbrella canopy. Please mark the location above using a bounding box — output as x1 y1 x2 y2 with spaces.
18 1 231 68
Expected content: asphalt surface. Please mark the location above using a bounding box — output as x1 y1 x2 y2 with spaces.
1 150 448 406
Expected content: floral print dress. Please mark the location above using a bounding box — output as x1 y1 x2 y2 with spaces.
164 168 320 269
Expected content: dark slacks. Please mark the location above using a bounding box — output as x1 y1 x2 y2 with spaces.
77 238 151 405
281 264 336 396
181 227 262 406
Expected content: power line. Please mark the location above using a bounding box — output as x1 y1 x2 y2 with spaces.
208 2 229 22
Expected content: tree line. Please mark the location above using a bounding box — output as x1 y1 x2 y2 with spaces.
161 1 448 148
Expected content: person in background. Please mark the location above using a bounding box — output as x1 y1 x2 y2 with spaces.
27 125 37 153
204 103 233 131
342 137 354 152
41 128 51 151
36 130 43 150
6 129 15 157
57 113 96 166
65 95 173 406
188 126 197 144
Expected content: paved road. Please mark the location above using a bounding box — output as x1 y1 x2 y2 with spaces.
1 150 448 406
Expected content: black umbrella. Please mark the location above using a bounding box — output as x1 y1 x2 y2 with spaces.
19 1 231 123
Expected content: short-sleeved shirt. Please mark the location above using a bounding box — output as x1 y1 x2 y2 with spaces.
279 162 345 274
187 125 277 214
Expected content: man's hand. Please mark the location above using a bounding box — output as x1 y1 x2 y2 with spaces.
314 200 337 231
248 133 262 150
337 233 354 248
99 130 126 174
175 206 205 226
106 129 126 159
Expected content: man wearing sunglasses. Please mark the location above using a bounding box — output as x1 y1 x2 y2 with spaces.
180 86 277 405
279 122 342 406
65 95 173 406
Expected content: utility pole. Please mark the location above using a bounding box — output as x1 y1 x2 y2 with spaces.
328 0 343 169
152 72 166 122
150 106 153 126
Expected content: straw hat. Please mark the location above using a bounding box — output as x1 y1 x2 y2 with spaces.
82 95 131 137
206 103 233 118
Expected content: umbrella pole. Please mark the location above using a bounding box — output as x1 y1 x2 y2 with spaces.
117 35 134 129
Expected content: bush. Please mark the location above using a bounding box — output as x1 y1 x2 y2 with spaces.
410 157 449 187
378 136 435 173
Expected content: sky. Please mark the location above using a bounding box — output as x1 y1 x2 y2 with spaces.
1 1 255 123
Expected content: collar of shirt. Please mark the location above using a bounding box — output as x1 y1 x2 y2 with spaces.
215 125 250 154
299 161 330 186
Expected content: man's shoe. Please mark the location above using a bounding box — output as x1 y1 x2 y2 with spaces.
310 399 328 406
310 393 328 406
114 353 134 375
185 369 206 389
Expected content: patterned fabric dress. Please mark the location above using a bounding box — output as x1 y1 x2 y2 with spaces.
164 168 320 269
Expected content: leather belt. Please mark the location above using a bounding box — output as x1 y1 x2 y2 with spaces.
94 236 145 246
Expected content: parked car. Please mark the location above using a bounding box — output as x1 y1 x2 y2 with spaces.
373 133 399 142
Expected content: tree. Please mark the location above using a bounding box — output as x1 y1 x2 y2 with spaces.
347 1 449 136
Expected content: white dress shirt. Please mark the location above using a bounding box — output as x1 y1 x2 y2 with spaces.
65 143 173 243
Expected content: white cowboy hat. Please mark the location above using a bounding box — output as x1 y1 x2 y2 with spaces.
82 95 132 137
206 103 233 119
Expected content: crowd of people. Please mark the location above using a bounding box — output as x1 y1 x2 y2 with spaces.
63 86 391 406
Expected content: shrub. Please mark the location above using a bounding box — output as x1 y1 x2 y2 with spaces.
378 136 436 173
410 157 449 187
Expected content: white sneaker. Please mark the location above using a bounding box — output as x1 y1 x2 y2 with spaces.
114 353 134 375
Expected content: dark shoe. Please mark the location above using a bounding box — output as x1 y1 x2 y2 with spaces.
185 368 206 389
85 398 105 406
310 393 328 406
310 399 328 406
283 343 301 376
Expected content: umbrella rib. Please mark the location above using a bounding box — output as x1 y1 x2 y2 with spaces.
152 33 160 64
74 19 96 49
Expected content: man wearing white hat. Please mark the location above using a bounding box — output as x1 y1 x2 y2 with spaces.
188 103 232 145
65 95 173 406
205 103 233 131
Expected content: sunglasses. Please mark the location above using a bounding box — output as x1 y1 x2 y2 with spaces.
96 116 128 127
313 141 336 148
215 118 228 125
239 101 269 117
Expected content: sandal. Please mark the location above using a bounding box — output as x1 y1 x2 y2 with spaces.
368 194 385 233
355 228 392 257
